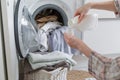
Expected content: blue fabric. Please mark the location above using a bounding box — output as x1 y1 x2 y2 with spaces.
48 27 76 54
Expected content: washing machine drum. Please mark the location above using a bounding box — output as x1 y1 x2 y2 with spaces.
14 0 72 58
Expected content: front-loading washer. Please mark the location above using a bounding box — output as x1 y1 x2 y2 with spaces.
14 0 77 58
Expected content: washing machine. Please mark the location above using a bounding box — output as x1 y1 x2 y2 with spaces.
14 0 77 58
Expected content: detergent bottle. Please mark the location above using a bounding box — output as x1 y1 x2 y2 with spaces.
67 14 98 34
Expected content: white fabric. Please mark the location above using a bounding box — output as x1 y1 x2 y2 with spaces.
38 30 48 52
41 21 61 32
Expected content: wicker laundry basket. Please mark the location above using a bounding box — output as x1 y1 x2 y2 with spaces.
67 70 94 80
22 60 68 80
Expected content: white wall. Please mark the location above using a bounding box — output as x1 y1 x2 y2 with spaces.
1 0 18 80
83 19 120 54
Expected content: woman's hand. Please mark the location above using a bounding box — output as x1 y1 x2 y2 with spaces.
75 1 117 20
64 33 93 57
74 3 92 23
64 33 81 50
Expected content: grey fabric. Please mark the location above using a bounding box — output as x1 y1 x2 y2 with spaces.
37 29 48 52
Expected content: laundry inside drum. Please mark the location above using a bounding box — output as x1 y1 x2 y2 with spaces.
34 9 64 29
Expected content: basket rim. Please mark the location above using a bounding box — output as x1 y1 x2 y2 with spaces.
40 67 67 73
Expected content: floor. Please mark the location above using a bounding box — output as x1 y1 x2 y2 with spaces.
72 55 88 71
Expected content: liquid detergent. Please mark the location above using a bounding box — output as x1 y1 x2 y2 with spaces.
67 14 98 34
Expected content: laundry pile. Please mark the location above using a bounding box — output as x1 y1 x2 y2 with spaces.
37 21 76 54
36 15 58 29
21 8 77 71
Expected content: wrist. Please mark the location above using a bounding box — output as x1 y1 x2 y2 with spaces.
77 42 93 58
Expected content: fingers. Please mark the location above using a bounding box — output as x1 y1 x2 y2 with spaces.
78 13 85 23
74 11 80 17
74 8 85 23
74 8 81 17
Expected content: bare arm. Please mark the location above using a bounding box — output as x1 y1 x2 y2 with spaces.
64 33 92 58
75 0 118 22
76 40 92 58
91 1 117 12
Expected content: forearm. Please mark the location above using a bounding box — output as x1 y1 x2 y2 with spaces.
77 41 93 58
89 0 117 12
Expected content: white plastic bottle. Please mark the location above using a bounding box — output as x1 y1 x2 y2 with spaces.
68 14 98 32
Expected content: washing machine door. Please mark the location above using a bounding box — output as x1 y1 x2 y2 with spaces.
26 0 72 25
14 0 72 58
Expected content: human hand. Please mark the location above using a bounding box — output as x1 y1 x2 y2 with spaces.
64 33 81 50
74 3 92 23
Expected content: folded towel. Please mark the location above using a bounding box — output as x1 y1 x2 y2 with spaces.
28 51 77 70
28 51 74 63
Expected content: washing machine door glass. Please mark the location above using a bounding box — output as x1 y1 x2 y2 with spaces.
14 0 39 58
